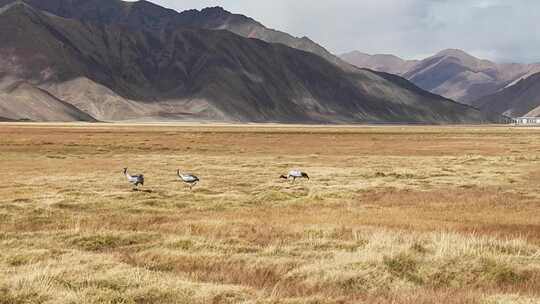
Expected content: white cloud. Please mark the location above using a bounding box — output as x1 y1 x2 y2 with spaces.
149 0 540 63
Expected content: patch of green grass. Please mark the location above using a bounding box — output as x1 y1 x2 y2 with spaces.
383 253 423 284
69 233 154 252
0 287 49 304
427 258 466 288
410 242 429 254
480 258 527 286
252 190 295 204
5 254 39 267
169 240 194 251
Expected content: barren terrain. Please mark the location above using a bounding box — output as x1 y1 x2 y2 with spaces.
1 123 540 303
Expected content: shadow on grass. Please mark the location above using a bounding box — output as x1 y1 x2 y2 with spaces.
132 189 153 193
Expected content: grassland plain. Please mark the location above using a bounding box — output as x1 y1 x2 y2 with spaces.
1 123 540 304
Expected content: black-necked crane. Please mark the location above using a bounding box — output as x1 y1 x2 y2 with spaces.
280 170 310 182
123 168 144 190
177 169 200 189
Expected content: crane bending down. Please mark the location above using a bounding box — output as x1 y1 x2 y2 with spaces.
280 170 310 182
177 170 200 189
123 168 144 190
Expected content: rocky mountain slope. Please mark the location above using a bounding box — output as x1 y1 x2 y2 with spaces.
0 0 351 70
178 6 352 70
0 1 501 123
473 72 540 117
0 81 96 122
341 49 540 105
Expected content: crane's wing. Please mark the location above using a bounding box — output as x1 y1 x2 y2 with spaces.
185 175 199 182
289 170 302 177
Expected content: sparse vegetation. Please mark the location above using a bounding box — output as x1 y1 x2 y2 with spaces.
1 123 540 303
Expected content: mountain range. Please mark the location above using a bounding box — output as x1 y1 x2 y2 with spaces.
0 0 502 123
341 50 540 117
0 0 352 71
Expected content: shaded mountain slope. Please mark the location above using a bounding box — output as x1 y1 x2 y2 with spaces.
0 1 501 123
180 6 352 70
0 0 364 71
473 72 540 118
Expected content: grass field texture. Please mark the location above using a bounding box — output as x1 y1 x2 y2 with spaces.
1 124 540 303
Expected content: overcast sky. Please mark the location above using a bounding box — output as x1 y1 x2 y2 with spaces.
151 0 540 63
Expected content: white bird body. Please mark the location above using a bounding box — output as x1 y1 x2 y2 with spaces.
177 170 200 189
123 168 144 189
280 170 310 182
288 170 303 178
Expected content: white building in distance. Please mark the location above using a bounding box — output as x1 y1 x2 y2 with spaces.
513 117 540 125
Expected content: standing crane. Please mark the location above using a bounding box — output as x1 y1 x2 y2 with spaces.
177 169 200 190
123 168 144 190
280 170 310 183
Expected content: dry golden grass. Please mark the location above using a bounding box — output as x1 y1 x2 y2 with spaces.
2 123 540 303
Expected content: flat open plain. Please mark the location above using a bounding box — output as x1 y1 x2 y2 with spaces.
1 123 540 303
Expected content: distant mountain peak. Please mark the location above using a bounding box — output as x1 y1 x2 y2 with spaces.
201 6 227 13
434 49 486 65
436 48 473 57
0 0 34 15
201 6 265 27
200 6 248 20
182 6 229 15
340 51 416 75
344 50 369 57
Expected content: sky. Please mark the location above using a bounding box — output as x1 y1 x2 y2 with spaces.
149 0 540 63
